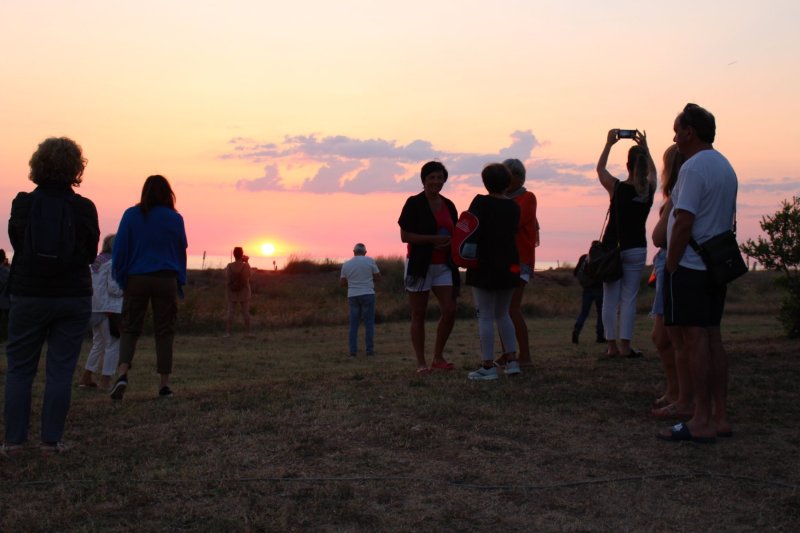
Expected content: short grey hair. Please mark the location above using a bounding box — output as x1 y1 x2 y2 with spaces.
502 158 526 184
353 243 367 255
101 233 116 254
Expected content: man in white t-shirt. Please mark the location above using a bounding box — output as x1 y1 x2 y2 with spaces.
340 243 381 356
659 103 738 444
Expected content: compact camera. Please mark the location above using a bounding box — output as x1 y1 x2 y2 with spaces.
617 129 637 139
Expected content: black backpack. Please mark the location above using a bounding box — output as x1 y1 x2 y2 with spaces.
574 253 599 289
228 264 246 291
24 190 77 271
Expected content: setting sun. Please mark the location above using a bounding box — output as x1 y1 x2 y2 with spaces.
260 242 276 256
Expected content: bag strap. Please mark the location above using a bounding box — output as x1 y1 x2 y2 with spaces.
613 181 621 247
598 207 611 241
599 180 622 247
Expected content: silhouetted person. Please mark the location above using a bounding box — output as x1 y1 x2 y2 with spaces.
225 247 253 337
110 175 187 400
2 137 99 457
340 243 381 356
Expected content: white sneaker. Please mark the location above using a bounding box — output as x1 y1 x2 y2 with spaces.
468 366 498 381
505 360 522 376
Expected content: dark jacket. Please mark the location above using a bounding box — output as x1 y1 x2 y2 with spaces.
398 191 460 286
8 184 100 297
465 194 520 290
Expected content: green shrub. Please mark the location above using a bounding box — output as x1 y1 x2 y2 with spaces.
741 196 800 337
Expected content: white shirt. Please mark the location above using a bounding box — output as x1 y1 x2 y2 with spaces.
667 149 738 270
340 255 380 297
92 260 124 313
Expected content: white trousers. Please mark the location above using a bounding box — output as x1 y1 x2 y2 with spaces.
84 312 119 376
471 287 517 361
602 247 647 341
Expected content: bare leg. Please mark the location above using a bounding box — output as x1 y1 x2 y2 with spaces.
653 326 695 416
408 291 430 369
241 301 252 336
430 285 456 365
708 326 731 434
509 283 531 365
670 326 694 409
683 326 716 438
618 338 632 355
653 315 678 404
606 339 620 356
225 301 234 336
79 369 95 386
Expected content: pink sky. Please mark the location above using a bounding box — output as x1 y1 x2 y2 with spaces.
1 2 798 268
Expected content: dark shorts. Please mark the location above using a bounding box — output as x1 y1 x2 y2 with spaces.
664 265 727 327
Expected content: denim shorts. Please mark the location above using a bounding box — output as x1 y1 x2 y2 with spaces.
519 263 533 284
650 249 666 316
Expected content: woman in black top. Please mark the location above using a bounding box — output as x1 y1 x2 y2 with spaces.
3 137 100 456
398 161 460 374
596 129 656 357
465 164 521 381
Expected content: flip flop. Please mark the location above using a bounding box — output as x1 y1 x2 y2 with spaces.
656 422 716 443
652 396 672 409
415 367 431 374
430 361 455 370
624 349 644 358
651 403 694 419
78 382 98 389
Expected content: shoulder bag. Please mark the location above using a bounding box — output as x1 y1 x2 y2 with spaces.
585 183 623 283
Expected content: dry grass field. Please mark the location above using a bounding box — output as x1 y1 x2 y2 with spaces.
1 264 798 531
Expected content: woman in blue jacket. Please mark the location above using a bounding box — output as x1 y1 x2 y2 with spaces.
110 175 187 400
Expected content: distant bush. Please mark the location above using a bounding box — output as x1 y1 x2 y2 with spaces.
283 254 342 274
174 259 782 334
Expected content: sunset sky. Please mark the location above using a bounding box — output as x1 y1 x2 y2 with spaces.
1 1 798 269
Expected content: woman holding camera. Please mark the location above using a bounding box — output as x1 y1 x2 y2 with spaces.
596 129 656 357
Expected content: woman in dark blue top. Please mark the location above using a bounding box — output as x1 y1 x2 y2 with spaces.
110 175 187 400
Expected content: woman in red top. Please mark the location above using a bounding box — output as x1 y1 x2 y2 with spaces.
398 162 460 374
502 158 538 367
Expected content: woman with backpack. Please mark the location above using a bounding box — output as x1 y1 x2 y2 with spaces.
225 246 253 338
109 175 187 400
